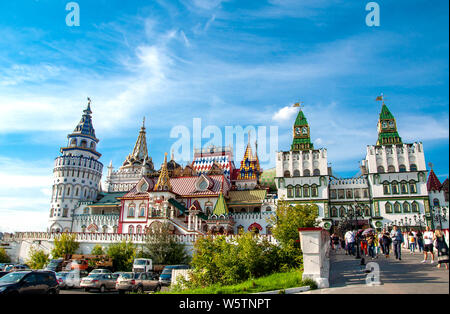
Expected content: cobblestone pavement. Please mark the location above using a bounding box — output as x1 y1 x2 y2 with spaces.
300 247 449 294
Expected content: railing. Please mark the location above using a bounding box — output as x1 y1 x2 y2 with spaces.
3 232 277 245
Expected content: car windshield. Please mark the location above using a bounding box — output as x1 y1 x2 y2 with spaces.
57 272 69 278
0 272 28 283
161 269 173 274
134 260 147 265
119 273 133 279
87 274 102 279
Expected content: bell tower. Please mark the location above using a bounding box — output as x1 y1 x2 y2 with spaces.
291 103 314 151
48 98 103 232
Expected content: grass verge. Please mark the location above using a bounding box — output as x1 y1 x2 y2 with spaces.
160 269 316 294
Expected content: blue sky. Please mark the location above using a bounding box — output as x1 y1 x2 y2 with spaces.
0 0 448 232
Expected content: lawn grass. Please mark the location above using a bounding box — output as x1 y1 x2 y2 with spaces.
161 269 314 294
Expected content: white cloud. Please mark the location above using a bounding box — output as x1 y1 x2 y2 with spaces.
272 105 298 123
0 209 48 232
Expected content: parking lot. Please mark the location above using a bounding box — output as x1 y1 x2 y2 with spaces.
59 286 170 294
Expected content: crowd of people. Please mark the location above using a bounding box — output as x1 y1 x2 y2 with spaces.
330 226 449 270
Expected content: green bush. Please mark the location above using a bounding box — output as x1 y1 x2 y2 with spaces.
0 248 11 263
106 241 136 272
27 246 49 269
51 233 79 258
187 232 303 289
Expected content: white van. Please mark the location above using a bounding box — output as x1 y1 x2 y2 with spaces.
132 258 153 273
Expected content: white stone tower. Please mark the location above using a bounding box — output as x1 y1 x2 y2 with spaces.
48 99 103 232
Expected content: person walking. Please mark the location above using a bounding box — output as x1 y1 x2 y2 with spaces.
360 234 368 256
378 231 385 255
434 229 449 270
422 226 435 264
390 225 404 261
367 233 376 259
417 230 424 253
408 231 417 255
345 229 355 256
381 229 391 258
331 233 340 251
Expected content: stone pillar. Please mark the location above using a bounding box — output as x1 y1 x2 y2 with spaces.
298 227 330 288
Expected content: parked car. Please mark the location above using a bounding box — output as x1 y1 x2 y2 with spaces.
133 258 153 273
116 272 161 294
80 273 116 293
44 258 64 272
88 268 112 276
159 265 190 286
0 270 60 295
9 265 31 272
56 270 88 289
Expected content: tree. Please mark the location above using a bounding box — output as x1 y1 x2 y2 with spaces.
106 241 136 272
91 244 105 256
268 201 318 248
139 223 189 265
27 246 49 269
0 248 11 263
51 233 80 258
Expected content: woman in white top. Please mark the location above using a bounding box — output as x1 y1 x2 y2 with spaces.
422 226 435 264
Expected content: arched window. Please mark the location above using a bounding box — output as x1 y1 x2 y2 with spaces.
303 185 310 197
399 164 406 172
128 225 134 234
139 205 146 217
348 207 354 216
391 181 399 194
364 206 371 216
388 165 395 173
409 181 417 193
80 140 87 148
410 164 417 171
293 170 300 177
303 169 311 177
70 139 77 147
313 169 320 176
90 142 95 149
331 207 338 217
403 202 410 213
136 225 142 234
311 185 318 197
385 203 393 213
377 166 385 173
128 205 135 217
102 225 108 233
62 208 68 217
284 170 291 178
112 226 118 233
355 206 362 216
411 202 419 212
433 199 440 207
295 185 301 198
394 202 401 213
287 186 293 198
339 206 346 217
400 181 408 194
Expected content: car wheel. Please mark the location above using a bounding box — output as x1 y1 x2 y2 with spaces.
154 285 161 292
84 288 90 293
137 286 144 294
99 285 106 293
47 289 57 295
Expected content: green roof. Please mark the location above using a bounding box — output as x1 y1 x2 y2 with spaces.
260 168 277 190
91 192 126 206
294 110 308 126
379 104 395 120
212 192 229 216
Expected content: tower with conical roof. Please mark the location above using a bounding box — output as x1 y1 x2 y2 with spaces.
154 153 172 191
376 96 402 146
105 118 154 192
291 106 314 151
48 98 104 232
236 131 261 190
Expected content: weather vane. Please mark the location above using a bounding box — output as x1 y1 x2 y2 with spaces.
87 97 91 105
293 101 304 109
375 93 386 104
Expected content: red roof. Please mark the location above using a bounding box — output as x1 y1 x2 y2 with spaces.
427 169 442 192
441 178 449 192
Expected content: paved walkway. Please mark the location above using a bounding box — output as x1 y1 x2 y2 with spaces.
301 247 449 294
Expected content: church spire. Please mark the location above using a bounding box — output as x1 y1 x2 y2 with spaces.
376 94 402 145
72 97 97 140
122 118 149 167
154 152 172 191
291 102 313 151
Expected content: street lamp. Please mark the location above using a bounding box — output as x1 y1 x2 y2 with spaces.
433 206 448 230
413 214 426 232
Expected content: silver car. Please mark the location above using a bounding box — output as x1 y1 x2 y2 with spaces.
88 268 112 276
57 270 88 289
116 272 161 294
80 273 117 293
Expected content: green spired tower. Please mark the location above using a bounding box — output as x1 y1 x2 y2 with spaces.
291 103 314 151
376 94 403 145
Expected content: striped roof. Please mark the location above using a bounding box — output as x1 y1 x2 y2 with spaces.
427 169 442 192
192 150 233 176
227 190 267 205
123 175 230 198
